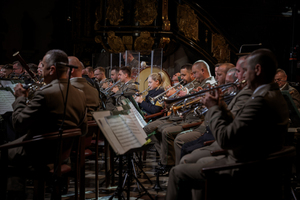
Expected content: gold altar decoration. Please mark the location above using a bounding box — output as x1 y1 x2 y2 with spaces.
135 0 158 25
107 31 125 53
95 35 109 52
134 31 154 54
158 37 170 49
106 0 124 25
94 2 102 31
177 4 198 41
122 36 133 50
211 33 230 63
162 0 170 31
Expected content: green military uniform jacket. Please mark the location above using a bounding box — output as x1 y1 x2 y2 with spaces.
70 77 101 121
10 78 87 163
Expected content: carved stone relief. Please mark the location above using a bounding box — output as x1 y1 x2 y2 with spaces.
135 0 158 25
211 33 230 63
134 31 154 54
177 4 198 41
106 0 124 25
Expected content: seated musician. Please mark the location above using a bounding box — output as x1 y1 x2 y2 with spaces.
274 68 300 111
68 56 102 120
166 48 289 200
134 72 167 119
101 67 119 90
6 49 87 164
144 63 209 173
1 64 13 78
105 66 138 110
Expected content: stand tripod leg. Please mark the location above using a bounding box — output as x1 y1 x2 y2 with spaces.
131 158 141 192
109 156 125 200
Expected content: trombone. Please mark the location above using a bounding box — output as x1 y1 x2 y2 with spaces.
149 79 184 105
166 79 245 105
170 80 244 116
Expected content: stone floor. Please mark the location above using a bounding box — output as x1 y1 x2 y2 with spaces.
22 151 168 200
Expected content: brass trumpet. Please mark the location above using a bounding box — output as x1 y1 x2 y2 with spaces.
168 79 196 99
149 79 184 105
102 80 121 96
134 86 151 97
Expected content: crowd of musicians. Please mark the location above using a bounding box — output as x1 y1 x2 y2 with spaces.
1 48 300 199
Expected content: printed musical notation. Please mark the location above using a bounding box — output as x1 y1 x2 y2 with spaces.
0 89 15 115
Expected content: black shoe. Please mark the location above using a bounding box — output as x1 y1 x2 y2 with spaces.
155 165 173 176
148 146 157 152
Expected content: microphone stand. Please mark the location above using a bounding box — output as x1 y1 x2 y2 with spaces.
53 64 78 186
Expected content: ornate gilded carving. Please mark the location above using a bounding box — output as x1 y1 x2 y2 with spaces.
134 31 154 54
135 0 158 26
94 0 103 31
122 36 133 50
177 4 198 41
107 31 125 53
211 33 230 63
162 0 170 31
158 37 170 49
106 0 124 25
95 35 109 52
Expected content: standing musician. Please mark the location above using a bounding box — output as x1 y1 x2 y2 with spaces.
134 72 168 119
105 66 138 110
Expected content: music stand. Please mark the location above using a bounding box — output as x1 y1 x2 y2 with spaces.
92 111 154 200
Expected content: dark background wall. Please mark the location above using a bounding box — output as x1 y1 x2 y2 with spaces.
0 0 299 81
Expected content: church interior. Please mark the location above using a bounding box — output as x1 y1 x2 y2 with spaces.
0 0 300 199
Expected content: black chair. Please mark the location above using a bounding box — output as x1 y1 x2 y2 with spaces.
0 128 82 200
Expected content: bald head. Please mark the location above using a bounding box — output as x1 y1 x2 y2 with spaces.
68 56 83 78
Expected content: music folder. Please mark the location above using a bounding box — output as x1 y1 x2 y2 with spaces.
92 109 148 155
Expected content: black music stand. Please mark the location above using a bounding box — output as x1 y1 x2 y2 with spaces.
109 145 154 200
92 111 154 200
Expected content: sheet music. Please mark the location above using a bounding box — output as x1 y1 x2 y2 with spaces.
0 89 15 115
105 115 141 152
127 101 147 128
122 99 147 128
92 105 148 155
0 80 25 93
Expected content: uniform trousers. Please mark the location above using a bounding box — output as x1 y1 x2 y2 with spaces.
174 124 206 165
158 115 202 166
166 155 226 200
180 141 222 164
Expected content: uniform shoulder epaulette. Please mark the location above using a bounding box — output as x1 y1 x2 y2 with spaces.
40 83 52 90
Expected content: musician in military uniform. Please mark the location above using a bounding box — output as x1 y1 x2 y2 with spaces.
105 66 138 110
8 49 87 165
274 68 300 111
68 56 102 120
